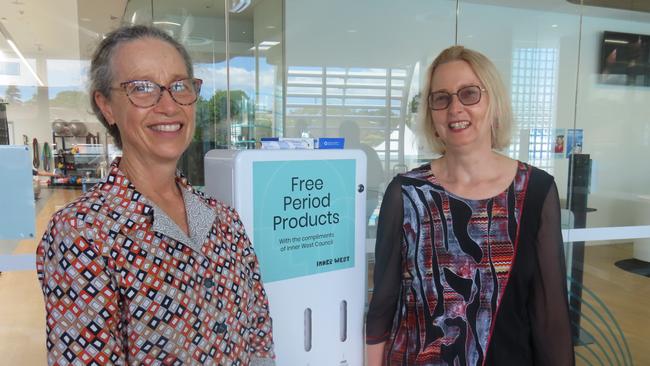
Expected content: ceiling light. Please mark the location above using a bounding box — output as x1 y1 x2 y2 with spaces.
259 41 280 47
230 0 251 13
153 21 181 27
6 39 44 86
251 41 281 51
0 22 44 86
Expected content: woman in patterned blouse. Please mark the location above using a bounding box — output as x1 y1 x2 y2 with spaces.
36 25 275 365
365 46 574 365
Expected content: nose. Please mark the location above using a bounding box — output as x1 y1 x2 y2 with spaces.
447 93 464 113
154 88 180 114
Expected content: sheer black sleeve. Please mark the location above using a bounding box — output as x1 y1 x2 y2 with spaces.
529 182 575 365
365 177 404 344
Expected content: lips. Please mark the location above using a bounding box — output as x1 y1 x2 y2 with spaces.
149 123 182 132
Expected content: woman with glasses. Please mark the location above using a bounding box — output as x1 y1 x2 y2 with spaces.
36 25 275 365
366 46 573 365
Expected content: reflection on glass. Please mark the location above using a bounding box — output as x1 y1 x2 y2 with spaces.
122 0 283 184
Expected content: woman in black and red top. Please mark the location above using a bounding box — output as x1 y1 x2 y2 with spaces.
365 46 574 366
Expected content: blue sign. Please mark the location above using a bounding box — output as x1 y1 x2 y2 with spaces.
0 146 35 239
253 159 356 282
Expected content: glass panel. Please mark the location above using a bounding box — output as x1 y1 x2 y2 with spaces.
573 8 650 365
285 0 457 243
459 1 649 364
227 0 284 151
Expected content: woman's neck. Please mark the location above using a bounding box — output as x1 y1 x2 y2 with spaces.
434 149 508 184
118 153 180 203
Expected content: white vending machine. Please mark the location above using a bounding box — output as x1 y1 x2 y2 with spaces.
204 149 366 366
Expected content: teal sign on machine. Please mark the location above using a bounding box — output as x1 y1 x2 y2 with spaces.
252 159 355 282
204 149 366 366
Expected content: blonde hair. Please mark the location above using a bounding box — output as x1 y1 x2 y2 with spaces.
418 45 512 154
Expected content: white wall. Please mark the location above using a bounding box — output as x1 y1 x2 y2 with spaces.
286 0 457 69
575 15 650 227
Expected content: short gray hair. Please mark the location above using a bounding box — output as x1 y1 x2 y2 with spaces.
89 25 194 149
418 45 512 154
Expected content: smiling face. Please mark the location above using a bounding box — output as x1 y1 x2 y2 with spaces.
430 60 492 153
95 37 195 165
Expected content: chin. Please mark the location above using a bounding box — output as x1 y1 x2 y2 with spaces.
154 145 189 162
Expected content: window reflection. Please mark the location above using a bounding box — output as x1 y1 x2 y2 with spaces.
508 47 559 173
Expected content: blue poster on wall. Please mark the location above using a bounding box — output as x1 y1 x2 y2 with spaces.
252 159 356 282
566 128 584 158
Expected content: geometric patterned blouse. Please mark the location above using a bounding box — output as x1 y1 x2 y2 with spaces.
366 162 574 365
36 158 275 366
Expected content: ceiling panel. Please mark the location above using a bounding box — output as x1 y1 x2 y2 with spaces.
0 0 126 60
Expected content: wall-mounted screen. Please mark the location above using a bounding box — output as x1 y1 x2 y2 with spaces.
600 31 650 86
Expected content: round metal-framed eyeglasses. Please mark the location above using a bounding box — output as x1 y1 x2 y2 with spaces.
112 78 203 108
428 85 486 110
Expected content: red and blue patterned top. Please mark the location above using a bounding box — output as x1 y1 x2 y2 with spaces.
366 162 573 365
37 158 275 365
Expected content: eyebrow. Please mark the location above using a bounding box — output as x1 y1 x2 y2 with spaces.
431 83 481 93
121 74 190 84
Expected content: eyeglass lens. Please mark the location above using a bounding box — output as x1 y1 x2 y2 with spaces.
429 85 482 110
124 79 201 107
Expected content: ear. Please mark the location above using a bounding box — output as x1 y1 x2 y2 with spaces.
94 91 116 126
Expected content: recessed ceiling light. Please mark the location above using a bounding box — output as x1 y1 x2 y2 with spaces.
81 17 91 22
551 24 558 28
266 26 276 29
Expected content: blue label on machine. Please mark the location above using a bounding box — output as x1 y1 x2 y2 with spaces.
253 159 356 282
